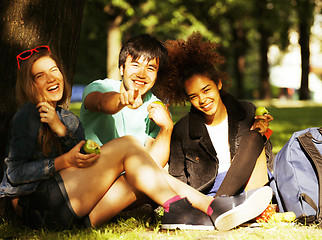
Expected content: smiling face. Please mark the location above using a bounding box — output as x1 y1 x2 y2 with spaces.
185 74 227 125
32 56 64 107
120 55 159 97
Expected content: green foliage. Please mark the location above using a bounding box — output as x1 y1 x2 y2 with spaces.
74 0 318 101
74 0 108 84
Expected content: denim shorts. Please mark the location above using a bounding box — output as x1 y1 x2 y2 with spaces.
18 174 91 230
207 171 227 197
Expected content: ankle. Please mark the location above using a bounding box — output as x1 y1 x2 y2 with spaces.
207 199 215 216
162 195 182 212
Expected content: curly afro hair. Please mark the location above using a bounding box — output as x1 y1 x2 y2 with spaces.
154 32 229 105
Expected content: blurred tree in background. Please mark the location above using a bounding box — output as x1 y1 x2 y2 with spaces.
75 0 320 100
294 0 316 100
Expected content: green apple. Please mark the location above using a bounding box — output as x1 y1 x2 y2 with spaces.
83 139 100 154
255 106 269 116
153 100 165 107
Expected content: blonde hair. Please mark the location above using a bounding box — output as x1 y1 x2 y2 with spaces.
15 49 71 156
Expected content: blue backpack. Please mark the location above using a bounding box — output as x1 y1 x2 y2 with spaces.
273 127 322 225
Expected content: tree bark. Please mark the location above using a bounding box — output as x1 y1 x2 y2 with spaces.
298 19 311 100
0 0 84 182
297 0 314 100
259 30 272 100
232 23 246 99
107 16 123 80
257 0 272 100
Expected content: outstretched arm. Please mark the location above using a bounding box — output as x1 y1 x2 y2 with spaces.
84 89 143 115
84 91 125 115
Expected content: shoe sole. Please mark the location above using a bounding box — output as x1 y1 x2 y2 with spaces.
161 224 215 231
214 186 273 231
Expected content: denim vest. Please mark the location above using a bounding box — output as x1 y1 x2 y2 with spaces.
0 102 85 198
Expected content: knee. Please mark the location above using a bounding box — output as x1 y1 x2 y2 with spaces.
120 135 140 146
118 136 145 151
120 135 139 142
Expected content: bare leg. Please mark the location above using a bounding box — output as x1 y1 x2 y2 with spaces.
245 149 269 191
60 136 178 218
89 175 142 226
87 146 269 227
88 165 213 226
161 169 213 213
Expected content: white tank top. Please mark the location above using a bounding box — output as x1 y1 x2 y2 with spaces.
205 116 230 173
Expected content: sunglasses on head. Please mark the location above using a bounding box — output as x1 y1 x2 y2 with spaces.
16 45 50 69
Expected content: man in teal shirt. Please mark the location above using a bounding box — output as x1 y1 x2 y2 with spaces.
80 34 173 168
80 78 160 146
79 35 177 225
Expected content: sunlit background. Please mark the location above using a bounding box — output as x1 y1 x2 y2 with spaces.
269 14 322 102
71 0 322 104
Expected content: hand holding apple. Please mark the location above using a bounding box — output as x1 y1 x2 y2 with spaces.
63 141 99 169
153 100 165 107
251 106 273 138
255 106 269 116
147 100 173 131
83 139 101 154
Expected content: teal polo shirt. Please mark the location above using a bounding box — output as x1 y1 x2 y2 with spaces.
80 79 161 146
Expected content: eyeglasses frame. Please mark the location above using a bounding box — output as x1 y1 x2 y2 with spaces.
16 45 51 69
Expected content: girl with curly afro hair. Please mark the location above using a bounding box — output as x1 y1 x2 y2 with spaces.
156 32 228 105
164 32 275 200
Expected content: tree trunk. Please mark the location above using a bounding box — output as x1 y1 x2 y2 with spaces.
257 0 271 100
107 16 123 80
298 19 311 100
0 0 84 188
232 23 246 99
297 0 314 100
259 31 272 100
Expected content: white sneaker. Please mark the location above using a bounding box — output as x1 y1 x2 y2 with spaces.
210 186 273 231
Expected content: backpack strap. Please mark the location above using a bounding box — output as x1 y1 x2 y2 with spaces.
298 131 322 222
300 193 318 213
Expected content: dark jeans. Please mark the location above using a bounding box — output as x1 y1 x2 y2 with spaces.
18 174 90 230
215 130 265 197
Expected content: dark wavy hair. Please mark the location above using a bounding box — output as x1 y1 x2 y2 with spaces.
156 32 229 105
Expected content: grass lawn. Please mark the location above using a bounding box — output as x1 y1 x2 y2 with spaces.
1 99 322 239
253 100 322 154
